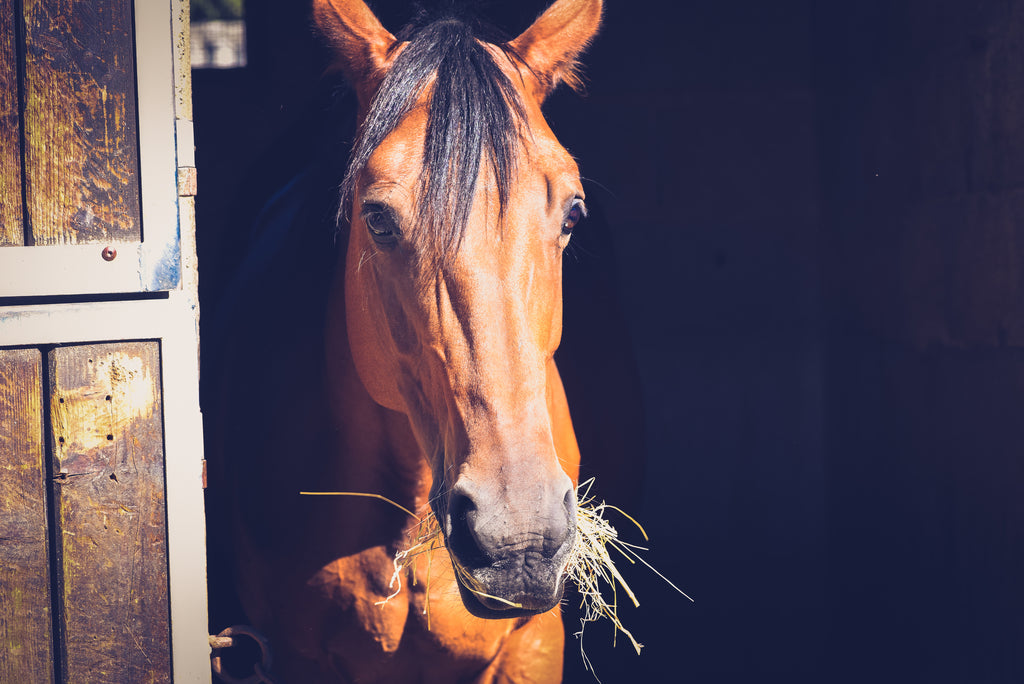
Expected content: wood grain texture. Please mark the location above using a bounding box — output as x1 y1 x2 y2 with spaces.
0 0 24 246
0 348 54 684
49 342 170 683
23 0 141 245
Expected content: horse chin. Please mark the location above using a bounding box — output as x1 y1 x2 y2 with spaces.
449 558 567 620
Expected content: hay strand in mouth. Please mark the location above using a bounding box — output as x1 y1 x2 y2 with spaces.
378 513 525 612
299 491 418 518
377 513 444 630
566 478 693 663
299 490 443 622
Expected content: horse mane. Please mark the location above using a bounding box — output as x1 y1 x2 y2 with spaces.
339 17 528 268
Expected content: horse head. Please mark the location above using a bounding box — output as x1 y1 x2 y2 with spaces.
314 0 601 618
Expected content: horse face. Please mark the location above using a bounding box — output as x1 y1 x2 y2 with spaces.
347 114 582 614
316 0 602 616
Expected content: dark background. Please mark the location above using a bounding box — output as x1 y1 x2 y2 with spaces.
194 1 1024 681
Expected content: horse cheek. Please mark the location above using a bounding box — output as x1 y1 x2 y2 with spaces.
343 245 405 412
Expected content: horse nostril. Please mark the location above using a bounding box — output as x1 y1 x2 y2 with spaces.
552 485 576 553
446 491 488 566
449 491 476 528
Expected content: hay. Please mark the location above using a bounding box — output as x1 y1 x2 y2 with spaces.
372 509 527 620
301 479 691 669
298 490 418 518
566 478 693 671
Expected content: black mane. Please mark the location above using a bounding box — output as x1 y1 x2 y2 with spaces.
339 18 527 268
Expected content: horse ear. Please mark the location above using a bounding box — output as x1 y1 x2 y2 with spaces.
509 0 603 98
313 0 397 103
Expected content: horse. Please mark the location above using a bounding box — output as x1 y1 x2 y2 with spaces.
208 0 604 681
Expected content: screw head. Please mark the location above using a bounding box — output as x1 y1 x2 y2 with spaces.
101 246 117 261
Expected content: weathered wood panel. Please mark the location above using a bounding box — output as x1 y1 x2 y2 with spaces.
0 0 24 246
23 0 141 245
0 348 54 683
49 342 170 683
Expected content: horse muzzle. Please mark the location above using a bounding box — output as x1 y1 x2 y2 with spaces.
440 476 578 618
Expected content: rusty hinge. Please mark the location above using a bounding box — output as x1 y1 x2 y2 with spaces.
210 625 279 684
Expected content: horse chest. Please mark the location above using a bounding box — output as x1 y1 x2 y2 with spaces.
310 548 524 681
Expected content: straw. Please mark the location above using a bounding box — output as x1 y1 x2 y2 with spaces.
565 478 693 669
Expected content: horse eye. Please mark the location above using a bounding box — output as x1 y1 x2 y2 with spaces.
562 199 587 236
362 205 399 245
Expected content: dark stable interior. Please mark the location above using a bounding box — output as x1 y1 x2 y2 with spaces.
195 2 1024 681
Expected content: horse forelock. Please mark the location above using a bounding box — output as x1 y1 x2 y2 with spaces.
339 18 529 270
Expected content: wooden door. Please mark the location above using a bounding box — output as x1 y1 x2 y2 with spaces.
1 343 171 683
0 0 181 296
0 2 209 682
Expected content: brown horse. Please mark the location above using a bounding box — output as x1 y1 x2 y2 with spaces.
212 0 603 681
